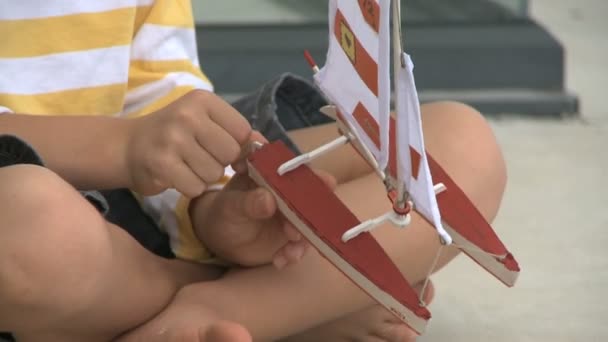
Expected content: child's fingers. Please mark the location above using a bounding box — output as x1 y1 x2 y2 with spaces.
203 91 252 145
231 159 248 174
243 188 276 220
272 240 308 270
282 221 302 242
284 241 308 262
168 161 206 198
231 131 267 174
194 119 241 166
250 130 268 144
273 254 288 270
182 139 227 185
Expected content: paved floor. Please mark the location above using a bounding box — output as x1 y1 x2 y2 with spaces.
420 1 608 341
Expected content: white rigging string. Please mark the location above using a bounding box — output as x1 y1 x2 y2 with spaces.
452 242 506 259
417 240 507 305
418 244 443 306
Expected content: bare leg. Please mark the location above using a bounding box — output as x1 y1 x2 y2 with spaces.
124 101 507 341
0 164 244 342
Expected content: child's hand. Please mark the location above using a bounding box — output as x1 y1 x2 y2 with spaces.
125 90 251 197
193 169 337 269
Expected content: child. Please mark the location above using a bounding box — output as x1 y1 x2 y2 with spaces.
0 1 507 341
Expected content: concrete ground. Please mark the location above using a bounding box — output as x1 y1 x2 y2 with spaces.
420 1 608 341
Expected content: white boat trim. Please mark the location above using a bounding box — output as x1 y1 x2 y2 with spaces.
443 222 519 287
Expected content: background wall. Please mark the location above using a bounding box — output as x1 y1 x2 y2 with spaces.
490 0 529 14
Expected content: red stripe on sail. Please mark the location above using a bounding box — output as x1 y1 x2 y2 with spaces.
349 110 419 182
353 102 380 148
410 146 421 180
334 9 378 96
348 103 397 175
358 0 380 32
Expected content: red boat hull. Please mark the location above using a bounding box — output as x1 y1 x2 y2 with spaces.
427 153 520 286
247 141 431 333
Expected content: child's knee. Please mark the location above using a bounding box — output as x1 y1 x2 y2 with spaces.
1 163 76 208
421 101 507 218
0 164 105 229
424 101 505 173
422 101 490 138
0 165 112 308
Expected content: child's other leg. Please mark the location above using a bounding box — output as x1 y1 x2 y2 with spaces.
0 164 241 342
122 101 507 341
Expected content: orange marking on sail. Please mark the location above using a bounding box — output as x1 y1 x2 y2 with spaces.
409 146 421 180
352 102 380 148
358 0 380 33
350 104 398 178
334 9 378 96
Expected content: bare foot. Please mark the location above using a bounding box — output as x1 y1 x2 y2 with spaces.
282 281 435 342
115 289 251 342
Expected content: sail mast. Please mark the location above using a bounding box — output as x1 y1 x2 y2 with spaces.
391 0 409 209
378 0 391 171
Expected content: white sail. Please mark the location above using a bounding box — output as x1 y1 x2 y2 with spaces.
395 52 451 243
314 0 450 243
314 0 391 170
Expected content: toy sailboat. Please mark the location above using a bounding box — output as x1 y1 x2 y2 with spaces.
247 0 519 335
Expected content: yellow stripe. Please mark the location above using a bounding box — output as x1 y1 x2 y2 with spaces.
144 0 195 28
134 5 154 35
173 195 212 261
128 60 211 91
0 8 136 58
217 175 231 185
0 84 127 115
174 195 230 265
126 85 194 117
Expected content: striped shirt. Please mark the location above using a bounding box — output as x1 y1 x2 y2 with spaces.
0 0 229 261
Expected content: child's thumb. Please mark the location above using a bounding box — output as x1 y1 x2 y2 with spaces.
231 187 276 220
